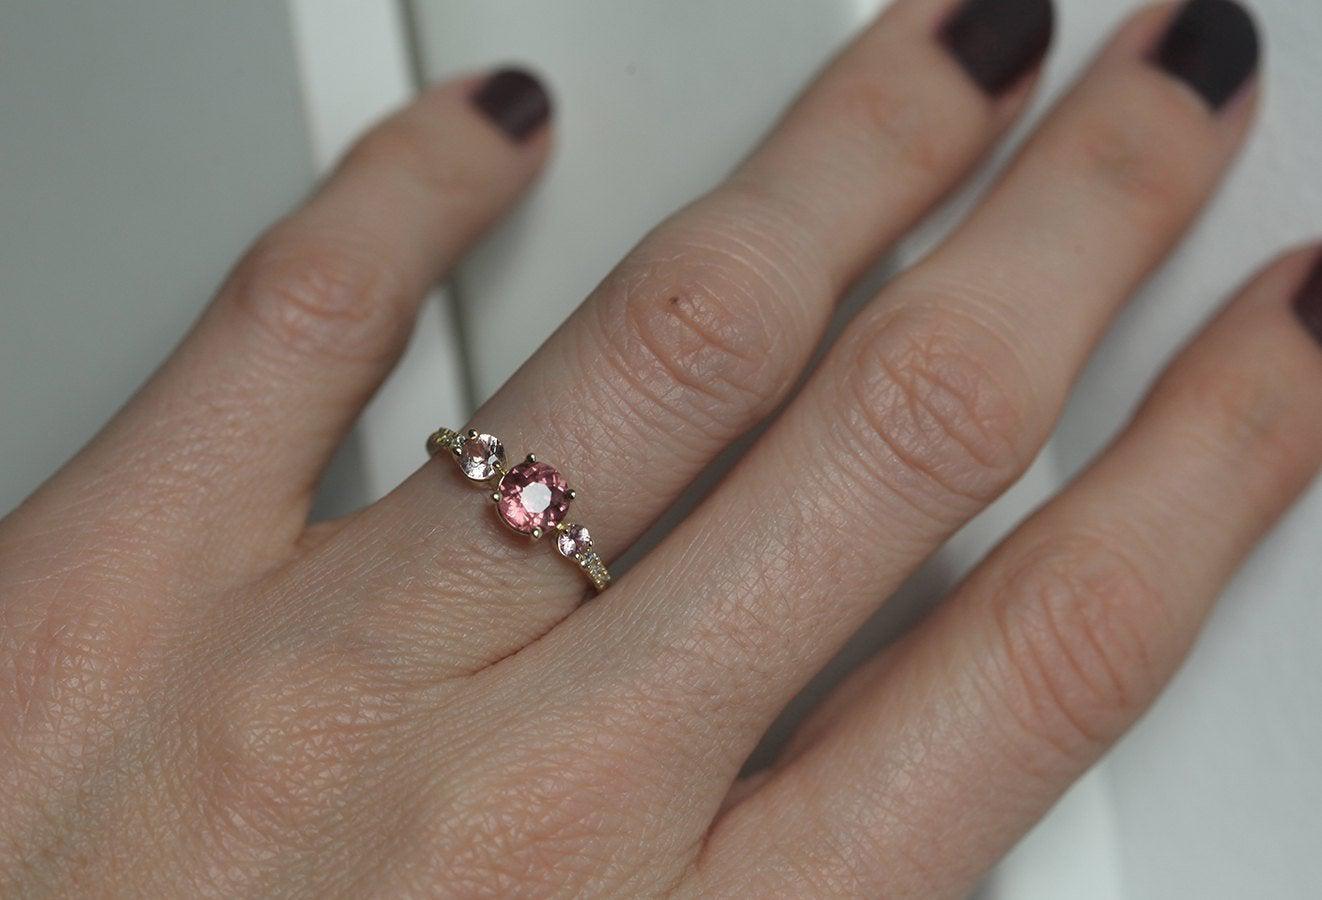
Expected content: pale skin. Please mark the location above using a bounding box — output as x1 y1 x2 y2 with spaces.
2 0 1320 896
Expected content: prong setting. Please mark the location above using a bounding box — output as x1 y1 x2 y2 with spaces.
433 426 610 592
455 431 505 480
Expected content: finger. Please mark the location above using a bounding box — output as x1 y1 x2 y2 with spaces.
536 0 1260 805
8 71 552 576
339 0 1054 673
699 247 1322 898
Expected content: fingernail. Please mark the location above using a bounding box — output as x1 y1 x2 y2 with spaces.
1153 0 1260 111
1292 252 1322 347
471 68 551 142
940 0 1055 96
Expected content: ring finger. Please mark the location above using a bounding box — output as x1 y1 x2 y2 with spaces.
334 0 1056 675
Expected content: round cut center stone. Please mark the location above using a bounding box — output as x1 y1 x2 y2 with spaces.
497 461 569 533
458 433 505 481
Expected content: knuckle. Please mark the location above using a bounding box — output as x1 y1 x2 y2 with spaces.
0 565 158 737
589 239 798 436
835 304 1036 514
342 119 432 178
831 75 964 182
194 649 411 846
1176 366 1304 479
1141 359 1315 519
228 231 410 366
984 532 1166 769
437 723 661 895
1068 93 1205 228
343 119 487 211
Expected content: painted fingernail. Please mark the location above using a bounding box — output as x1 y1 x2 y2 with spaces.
940 0 1055 96
471 68 551 142
1292 252 1322 347
1153 0 1260 111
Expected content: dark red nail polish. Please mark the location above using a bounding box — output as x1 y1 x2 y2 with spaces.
940 0 1055 96
1153 0 1260 111
471 68 551 142
1293 252 1322 347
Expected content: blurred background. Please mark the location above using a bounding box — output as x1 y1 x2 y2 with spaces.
2 2 1319 896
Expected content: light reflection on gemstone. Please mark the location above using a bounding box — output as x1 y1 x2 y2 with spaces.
458 433 504 481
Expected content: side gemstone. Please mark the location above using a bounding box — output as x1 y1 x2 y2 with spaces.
458 432 505 481
496 460 570 534
556 524 592 559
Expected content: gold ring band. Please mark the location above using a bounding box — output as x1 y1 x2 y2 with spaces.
426 427 611 593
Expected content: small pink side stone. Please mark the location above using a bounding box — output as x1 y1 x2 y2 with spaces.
496 461 569 534
556 524 592 559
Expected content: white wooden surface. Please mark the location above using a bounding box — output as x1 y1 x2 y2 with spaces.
288 0 470 507
0 1 314 515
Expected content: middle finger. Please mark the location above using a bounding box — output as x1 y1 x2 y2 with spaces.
537 0 1259 798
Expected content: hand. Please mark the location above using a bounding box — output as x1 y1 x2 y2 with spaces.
3 0 1318 896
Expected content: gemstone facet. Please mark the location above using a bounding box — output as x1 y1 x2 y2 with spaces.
556 524 592 559
458 433 505 481
496 461 569 534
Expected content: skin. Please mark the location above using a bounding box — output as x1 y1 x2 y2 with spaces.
1 1 1319 896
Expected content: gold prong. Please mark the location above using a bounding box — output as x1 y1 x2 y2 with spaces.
566 488 577 501
490 491 501 502
530 527 543 539
467 428 478 440
526 453 537 464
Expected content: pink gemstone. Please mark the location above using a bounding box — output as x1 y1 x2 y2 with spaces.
458 433 505 480
496 461 570 534
556 524 592 559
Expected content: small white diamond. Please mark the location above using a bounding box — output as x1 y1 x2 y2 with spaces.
557 524 592 558
458 433 505 480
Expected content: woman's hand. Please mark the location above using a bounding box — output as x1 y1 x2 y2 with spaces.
2 0 1318 896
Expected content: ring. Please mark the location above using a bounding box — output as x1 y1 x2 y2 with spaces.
426 427 611 593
